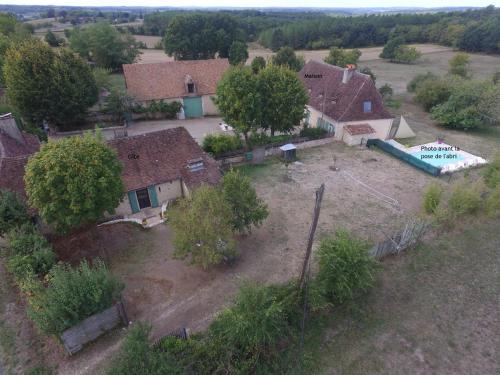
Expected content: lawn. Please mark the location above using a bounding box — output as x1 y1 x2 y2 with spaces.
303 217 500 374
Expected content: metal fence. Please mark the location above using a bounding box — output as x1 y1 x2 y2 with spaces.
60 301 129 355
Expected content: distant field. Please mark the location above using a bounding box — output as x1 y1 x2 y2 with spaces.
133 35 161 49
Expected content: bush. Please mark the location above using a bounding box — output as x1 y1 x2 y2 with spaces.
0 189 31 236
248 132 293 148
378 83 393 101
27 260 123 334
423 183 443 214
299 126 327 140
407 72 437 93
485 186 500 217
201 133 243 157
392 45 421 64
208 281 298 372
483 152 500 189
415 79 452 111
448 182 483 216
315 230 379 305
106 323 183 375
6 225 50 256
6 247 56 280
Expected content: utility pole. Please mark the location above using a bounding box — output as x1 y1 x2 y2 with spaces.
298 183 325 290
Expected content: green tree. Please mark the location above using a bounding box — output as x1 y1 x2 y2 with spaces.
431 80 500 129
44 30 63 47
24 132 124 233
360 66 376 83
315 230 379 304
407 71 437 92
379 36 405 59
271 46 304 71
0 190 30 236
324 47 361 67
26 260 123 334
4 39 98 129
250 56 266 74
392 45 421 64
228 40 248 65
378 83 393 101
164 13 243 60
215 67 261 145
92 67 112 91
69 22 141 70
448 52 470 78
169 185 235 268
221 169 268 233
258 64 309 136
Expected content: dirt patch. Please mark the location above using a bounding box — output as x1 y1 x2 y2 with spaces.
133 35 162 49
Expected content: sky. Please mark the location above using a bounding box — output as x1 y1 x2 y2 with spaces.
1 0 499 8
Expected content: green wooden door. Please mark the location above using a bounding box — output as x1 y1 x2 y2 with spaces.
127 191 140 213
183 96 203 118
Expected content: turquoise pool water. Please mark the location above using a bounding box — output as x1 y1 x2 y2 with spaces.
411 150 464 167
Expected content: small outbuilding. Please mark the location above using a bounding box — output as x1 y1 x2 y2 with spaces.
342 124 377 146
280 143 297 161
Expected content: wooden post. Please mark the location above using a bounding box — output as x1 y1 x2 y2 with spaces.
299 183 325 290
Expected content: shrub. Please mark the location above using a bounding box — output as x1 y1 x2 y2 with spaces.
0 189 31 236
378 83 393 101
201 134 243 157
448 181 483 216
6 225 50 256
315 230 379 305
485 186 500 217
299 126 327 140
483 152 500 189
248 132 293 148
6 247 56 280
415 79 452 111
407 72 438 93
208 281 298 372
392 45 421 64
423 183 443 214
106 323 183 375
221 169 268 233
27 260 123 334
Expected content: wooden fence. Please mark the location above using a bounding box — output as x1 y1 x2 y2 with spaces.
60 301 129 355
369 218 429 260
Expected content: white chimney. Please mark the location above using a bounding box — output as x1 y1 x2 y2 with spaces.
342 64 356 84
0 113 24 144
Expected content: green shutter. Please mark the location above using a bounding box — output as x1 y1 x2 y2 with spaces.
128 191 139 213
148 186 159 208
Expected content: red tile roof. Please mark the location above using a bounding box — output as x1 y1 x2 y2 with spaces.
344 124 376 136
123 59 230 102
0 131 40 157
299 60 393 122
107 127 220 192
0 156 31 199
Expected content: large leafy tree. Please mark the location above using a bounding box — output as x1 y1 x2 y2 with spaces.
164 13 244 60
4 39 98 129
221 169 268 233
324 47 361 67
215 66 261 145
258 64 309 136
24 132 124 233
169 185 235 269
379 36 405 59
69 22 141 70
271 46 304 72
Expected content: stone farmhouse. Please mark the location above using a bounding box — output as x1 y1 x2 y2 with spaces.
300 60 405 146
123 59 230 118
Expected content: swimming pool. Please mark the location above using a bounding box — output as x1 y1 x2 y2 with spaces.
411 150 464 167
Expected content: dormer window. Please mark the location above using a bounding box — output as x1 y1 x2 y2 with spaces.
187 157 204 172
363 100 372 113
185 75 196 94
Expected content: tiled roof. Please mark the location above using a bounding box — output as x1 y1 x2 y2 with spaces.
107 127 221 192
0 156 31 199
0 131 40 157
299 60 393 122
123 59 230 101
344 124 376 135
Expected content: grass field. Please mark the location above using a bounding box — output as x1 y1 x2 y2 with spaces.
303 217 500 374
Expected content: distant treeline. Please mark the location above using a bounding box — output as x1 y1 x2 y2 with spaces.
130 6 499 54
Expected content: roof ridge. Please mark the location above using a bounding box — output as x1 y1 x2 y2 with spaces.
107 127 188 144
305 60 372 80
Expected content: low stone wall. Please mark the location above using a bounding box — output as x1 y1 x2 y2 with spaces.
217 136 336 167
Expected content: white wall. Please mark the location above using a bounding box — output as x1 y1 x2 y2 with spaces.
202 95 219 116
307 106 393 143
156 180 182 202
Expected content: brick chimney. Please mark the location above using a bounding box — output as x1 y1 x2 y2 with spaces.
0 113 24 144
342 64 356 84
